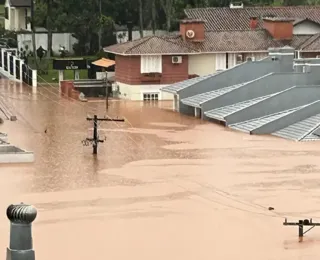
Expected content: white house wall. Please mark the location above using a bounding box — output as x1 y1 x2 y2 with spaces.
4 1 30 31
17 33 78 54
293 20 320 35
116 82 173 101
188 53 268 76
188 54 216 76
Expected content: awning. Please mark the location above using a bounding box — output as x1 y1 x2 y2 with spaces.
92 58 115 68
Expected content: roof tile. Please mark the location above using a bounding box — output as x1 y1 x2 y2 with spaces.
105 30 311 55
184 6 320 31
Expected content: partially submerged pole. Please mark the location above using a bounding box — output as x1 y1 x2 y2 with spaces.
6 203 37 260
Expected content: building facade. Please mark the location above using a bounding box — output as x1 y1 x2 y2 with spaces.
105 5 320 101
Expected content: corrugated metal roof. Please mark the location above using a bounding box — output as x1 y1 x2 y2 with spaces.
204 93 277 121
229 106 305 133
273 113 320 141
181 83 245 108
161 74 216 94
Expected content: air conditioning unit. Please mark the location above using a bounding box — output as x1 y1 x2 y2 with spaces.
172 56 182 64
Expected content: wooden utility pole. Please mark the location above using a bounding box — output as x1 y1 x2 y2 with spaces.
83 115 124 154
283 218 320 242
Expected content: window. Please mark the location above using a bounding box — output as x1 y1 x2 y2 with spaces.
141 55 162 73
143 93 159 101
4 7 8 20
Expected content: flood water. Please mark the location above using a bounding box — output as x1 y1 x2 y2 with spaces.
1 79 320 259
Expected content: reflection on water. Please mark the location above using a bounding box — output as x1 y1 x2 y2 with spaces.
1 80 320 260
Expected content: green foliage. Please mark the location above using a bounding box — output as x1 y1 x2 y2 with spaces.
31 0 320 57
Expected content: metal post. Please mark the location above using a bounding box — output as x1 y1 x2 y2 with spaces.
6 203 37 260
93 115 98 154
104 77 108 111
299 220 303 242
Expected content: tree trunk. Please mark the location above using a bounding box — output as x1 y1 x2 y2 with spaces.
138 0 144 37
46 0 52 58
151 0 156 34
98 0 102 50
160 0 173 32
31 0 38 69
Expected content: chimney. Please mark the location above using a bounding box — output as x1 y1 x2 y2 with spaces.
127 21 133 41
250 17 258 30
263 17 295 40
180 19 205 42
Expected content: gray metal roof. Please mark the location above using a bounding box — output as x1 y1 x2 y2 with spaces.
229 106 305 133
161 73 217 94
204 93 277 121
180 83 245 108
180 73 273 108
273 113 320 141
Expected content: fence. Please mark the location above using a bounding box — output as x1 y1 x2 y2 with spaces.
0 48 37 87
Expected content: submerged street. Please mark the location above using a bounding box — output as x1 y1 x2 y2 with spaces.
1 80 320 259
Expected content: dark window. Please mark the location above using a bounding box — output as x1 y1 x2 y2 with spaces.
143 93 158 101
5 7 8 19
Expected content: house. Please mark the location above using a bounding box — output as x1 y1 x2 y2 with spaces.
161 46 320 142
4 0 31 31
104 4 320 101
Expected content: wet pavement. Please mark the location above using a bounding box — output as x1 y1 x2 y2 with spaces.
1 79 320 259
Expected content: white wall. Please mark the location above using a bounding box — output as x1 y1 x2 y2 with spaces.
293 20 320 35
116 30 168 43
188 54 216 76
4 0 30 31
188 52 268 76
116 82 173 101
17 33 78 54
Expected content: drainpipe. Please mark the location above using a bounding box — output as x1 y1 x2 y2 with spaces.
6 203 37 260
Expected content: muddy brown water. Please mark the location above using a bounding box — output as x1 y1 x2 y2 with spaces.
1 80 320 259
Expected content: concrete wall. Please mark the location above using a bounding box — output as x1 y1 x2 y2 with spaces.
225 86 320 124
17 33 78 55
251 100 320 134
201 73 315 116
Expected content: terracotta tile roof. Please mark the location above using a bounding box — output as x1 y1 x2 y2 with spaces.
104 36 198 55
184 6 320 31
104 31 313 55
298 33 320 51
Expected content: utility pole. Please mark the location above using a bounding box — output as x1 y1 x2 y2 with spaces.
283 218 320 242
83 115 125 154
